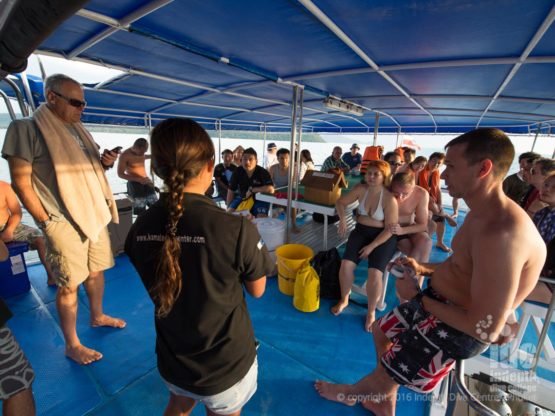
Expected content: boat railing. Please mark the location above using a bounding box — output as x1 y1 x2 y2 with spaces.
445 360 500 416
1 77 29 118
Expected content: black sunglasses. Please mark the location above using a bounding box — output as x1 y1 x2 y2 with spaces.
51 91 87 108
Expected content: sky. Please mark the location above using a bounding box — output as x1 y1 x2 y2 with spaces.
26 54 122 84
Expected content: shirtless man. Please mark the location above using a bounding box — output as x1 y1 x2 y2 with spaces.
419 152 457 252
0 180 55 285
388 172 431 287
117 138 157 215
315 128 545 416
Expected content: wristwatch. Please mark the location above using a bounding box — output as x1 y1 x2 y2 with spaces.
37 218 51 230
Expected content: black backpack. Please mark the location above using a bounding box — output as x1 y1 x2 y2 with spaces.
310 248 341 299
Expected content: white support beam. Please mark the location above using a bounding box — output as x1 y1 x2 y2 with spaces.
477 5 555 127
71 1 174 58
36 50 291 108
297 0 437 130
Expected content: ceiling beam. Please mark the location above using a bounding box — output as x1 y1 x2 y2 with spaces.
298 0 437 130
476 4 555 127
71 1 174 58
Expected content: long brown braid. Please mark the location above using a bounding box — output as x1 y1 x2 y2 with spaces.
149 118 214 317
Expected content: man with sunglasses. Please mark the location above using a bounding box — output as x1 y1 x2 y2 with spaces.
2 74 126 366
383 151 404 176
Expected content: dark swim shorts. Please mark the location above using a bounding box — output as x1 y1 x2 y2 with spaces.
342 223 397 272
431 214 445 223
0 326 35 400
377 287 489 393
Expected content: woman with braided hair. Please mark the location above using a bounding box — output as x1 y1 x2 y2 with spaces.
125 118 272 416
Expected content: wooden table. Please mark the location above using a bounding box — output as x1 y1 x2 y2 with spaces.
256 174 361 250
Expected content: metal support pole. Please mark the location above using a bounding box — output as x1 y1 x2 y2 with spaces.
36 55 47 80
217 119 222 164
2 77 29 117
19 72 36 112
286 86 304 243
445 360 500 416
530 276 555 372
395 127 401 148
262 123 267 167
530 125 541 151
0 90 17 120
372 113 380 146
293 98 304 232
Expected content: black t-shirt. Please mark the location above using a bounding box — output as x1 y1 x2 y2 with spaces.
124 193 274 395
213 163 237 197
229 166 273 198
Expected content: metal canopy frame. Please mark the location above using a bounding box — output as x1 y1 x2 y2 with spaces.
0 1 553 134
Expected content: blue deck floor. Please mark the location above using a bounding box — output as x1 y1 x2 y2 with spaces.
1 209 553 415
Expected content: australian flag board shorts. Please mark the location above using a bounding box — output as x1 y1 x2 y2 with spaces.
377 287 489 393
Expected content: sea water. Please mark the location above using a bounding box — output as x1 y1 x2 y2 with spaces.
0 127 553 233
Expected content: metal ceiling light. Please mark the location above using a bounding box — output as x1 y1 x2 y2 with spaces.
323 96 364 117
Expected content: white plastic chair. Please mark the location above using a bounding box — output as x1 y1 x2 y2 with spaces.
510 299 555 368
351 251 402 311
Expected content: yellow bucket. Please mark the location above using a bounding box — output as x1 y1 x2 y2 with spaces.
276 244 314 296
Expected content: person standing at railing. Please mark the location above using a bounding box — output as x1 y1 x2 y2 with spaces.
264 142 278 169
315 127 545 416
418 152 457 252
2 74 126 366
117 138 158 215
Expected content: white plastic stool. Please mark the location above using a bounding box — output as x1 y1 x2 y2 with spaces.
351 251 402 311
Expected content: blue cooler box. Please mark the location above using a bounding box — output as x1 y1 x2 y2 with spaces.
0 242 30 298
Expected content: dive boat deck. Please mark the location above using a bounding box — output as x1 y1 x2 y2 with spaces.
2 209 554 416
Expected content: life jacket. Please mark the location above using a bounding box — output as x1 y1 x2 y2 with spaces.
360 146 384 173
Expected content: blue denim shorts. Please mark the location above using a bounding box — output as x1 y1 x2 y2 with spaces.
162 357 258 415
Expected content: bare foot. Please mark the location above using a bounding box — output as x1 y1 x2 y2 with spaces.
436 243 452 253
360 394 396 416
444 215 457 227
365 311 375 332
314 380 356 406
91 314 127 329
66 344 103 365
330 301 348 316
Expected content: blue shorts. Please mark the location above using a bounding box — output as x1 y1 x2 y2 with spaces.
162 357 258 415
229 196 270 216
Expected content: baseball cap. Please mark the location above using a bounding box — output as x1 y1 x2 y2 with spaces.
351 143 360 150
267 142 277 150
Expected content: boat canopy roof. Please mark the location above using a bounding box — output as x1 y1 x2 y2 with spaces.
1 0 555 134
